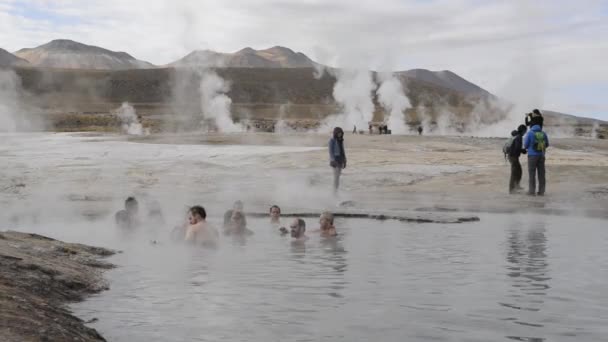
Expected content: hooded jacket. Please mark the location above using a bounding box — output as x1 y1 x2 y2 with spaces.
524 125 549 157
328 127 346 166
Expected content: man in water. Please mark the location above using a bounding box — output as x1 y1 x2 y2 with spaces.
290 218 308 242
184 206 218 247
508 125 528 194
524 123 549 196
317 211 337 237
115 197 140 229
329 127 347 194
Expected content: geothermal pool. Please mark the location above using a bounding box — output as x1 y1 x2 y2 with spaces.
2 133 608 341
11 214 608 342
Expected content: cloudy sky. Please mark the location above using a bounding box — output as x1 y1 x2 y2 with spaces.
1 0 606 119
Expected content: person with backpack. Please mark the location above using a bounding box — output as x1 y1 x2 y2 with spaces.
503 130 518 161
524 124 549 196
507 125 527 194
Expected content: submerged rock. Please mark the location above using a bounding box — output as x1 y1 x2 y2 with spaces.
0 231 115 341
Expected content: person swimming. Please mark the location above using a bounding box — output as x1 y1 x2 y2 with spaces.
184 206 218 247
317 211 337 237
115 197 140 229
223 200 247 229
290 218 308 242
269 204 289 234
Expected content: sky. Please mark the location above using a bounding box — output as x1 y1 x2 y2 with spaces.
0 0 607 120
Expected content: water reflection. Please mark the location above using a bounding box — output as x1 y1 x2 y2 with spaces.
502 219 551 340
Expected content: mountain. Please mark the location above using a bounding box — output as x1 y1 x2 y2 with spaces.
0 48 29 67
14 39 154 70
170 46 316 68
398 69 490 96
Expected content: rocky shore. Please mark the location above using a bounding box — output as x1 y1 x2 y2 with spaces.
0 231 115 342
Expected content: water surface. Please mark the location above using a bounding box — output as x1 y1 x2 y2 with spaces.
31 213 607 341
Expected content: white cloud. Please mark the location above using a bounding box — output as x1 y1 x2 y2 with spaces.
0 0 606 119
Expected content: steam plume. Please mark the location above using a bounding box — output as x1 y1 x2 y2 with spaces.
199 70 242 132
115 102 148 135
376 73 411 134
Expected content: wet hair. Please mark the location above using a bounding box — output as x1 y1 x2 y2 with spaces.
125 196 138 206
269 205 281 214
189 206 206 220
233 200 244 211
320 211 334 224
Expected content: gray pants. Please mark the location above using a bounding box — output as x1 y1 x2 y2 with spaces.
333 166 342 192
528 155 546 195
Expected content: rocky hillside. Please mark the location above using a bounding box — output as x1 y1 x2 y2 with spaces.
398 69 490 96
0 48 29 67
170 46 317 68
15 39 154 70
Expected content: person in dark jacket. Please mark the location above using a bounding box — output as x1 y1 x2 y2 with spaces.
329 127 347 193
508 125 528 194
524 124 549 196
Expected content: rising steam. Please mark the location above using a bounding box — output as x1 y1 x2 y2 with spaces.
199 70 242 132
376 73 411 134
322 69 376 131
116 102 148 135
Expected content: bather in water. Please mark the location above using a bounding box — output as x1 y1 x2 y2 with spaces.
115 197 140 230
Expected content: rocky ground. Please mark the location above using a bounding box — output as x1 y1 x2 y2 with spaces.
0 231 115 342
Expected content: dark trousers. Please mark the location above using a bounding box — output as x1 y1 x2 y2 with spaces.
508 156 522 192
528 155 546 195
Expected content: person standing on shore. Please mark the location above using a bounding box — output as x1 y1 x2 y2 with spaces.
329 127 347 194
508 125 527 194
524 124 549 196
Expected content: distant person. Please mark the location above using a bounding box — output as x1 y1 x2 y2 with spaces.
184 206 218 247
368 123 373 135
224 210 254 236
524 123 549 196
223 200 247 229
115 197 140 229
329 127 347 194
290 218 308 242
525 109 544 129
418 126 423 136
316 211 337 237
147 200 165 226
353 125 357 134
270 205 287 233
507 125 528 194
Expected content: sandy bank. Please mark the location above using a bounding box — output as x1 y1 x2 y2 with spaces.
0 231 114 342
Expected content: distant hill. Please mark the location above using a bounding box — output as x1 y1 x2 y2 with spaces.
398 69 491 96
0 48 29 67
14 39 154 70
170 46 317 68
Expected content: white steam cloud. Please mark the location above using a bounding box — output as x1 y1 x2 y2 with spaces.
376 73 411 134
116 102 148 136
0 70 24 132
199 70 242 132
322 69 376 131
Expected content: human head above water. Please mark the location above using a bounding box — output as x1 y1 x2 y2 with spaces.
125 197 138 214
290 218 306 237
270 205 281 219
189 205 206 224
320 211 334 229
